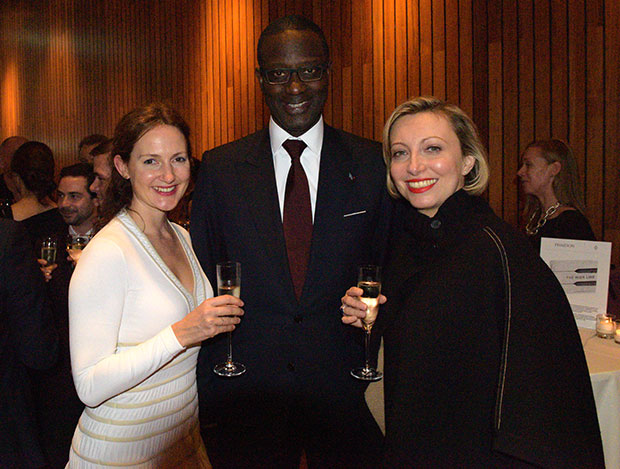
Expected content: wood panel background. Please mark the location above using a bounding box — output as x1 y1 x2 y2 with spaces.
1 0 619 261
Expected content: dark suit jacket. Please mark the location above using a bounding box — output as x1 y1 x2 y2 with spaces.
191 125 392 421
0 219 58 468
31 229 83 468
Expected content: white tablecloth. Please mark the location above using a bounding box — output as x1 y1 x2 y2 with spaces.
579 328 620 469
366 330 620 468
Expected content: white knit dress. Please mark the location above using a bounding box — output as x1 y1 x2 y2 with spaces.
67 210 211 468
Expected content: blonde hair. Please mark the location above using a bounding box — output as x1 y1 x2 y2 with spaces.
521 139 586 222
382 96 489 199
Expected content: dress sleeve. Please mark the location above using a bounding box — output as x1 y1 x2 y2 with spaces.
69 237 185 408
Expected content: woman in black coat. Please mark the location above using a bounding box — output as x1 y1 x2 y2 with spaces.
341 97 604 468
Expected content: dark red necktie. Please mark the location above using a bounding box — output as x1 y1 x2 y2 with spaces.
282 139 312 299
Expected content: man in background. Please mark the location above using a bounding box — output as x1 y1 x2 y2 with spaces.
88 138 113 203
39 162 98 280
57 162 98 242
33 163 96 467
192 15 390 468
77 134 107 164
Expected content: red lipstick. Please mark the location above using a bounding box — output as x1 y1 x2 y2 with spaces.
406 179 436 194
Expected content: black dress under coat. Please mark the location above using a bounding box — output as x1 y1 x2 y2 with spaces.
375 190 604 468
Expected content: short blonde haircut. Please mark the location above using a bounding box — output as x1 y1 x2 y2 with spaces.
382 96 489 198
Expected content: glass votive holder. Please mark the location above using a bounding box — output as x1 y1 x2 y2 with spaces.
615 328 620 344
596 314 615 339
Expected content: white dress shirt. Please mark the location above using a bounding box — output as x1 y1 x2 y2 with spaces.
68 224 94 238
270 116 324 221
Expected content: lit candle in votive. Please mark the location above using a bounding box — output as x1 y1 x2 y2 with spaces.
615 328 620 344
596 314 615 338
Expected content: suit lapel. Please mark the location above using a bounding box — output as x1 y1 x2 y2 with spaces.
234 131 295 297
232 126 360 305
303 126 359 299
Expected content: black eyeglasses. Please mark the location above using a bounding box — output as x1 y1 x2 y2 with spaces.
259 63 330 85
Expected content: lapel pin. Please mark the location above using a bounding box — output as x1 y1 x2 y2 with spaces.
348 172 356 181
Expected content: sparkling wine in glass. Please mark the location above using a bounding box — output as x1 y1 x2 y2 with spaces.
351 265 383 381
40 237 58 265
213 261 246 377
66 234 90 263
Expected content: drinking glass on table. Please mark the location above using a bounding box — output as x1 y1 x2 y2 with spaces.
213 261 246 377
351 265 383 381
66 234 90 263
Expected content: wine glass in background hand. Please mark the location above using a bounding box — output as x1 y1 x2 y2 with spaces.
66 234 90 265
39 236 58 282
351 265 383 381
40 236 57 264
213 261 246 377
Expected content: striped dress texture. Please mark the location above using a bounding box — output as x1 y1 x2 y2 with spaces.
67 210 212 468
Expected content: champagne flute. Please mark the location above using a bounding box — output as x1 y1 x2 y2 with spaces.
351 265 383 381
66 234 90 263
40 237 58 265
213 261 246 377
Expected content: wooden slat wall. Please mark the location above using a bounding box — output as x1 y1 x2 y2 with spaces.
1 0 619 261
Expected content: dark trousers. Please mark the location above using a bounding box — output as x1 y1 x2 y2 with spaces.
202 393 383 469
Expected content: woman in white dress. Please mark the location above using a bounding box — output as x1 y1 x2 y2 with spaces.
67 103 244 468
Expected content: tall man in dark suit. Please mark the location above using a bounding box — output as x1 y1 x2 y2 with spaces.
191 15 391 468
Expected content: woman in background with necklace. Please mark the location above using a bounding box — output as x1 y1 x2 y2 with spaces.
517 139 595 251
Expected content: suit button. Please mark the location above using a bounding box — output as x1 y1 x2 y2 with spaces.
430 219 442 229
287 362 295 372
294 315 303 323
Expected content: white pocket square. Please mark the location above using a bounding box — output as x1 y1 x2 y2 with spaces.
343 210 367 218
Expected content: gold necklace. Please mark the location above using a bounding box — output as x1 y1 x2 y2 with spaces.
526 202 561 236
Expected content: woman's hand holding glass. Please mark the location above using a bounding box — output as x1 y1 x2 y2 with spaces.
341 286 387 328
171 295 244 348
344 265 386 381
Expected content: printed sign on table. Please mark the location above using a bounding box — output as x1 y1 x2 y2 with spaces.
540 237 612 329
